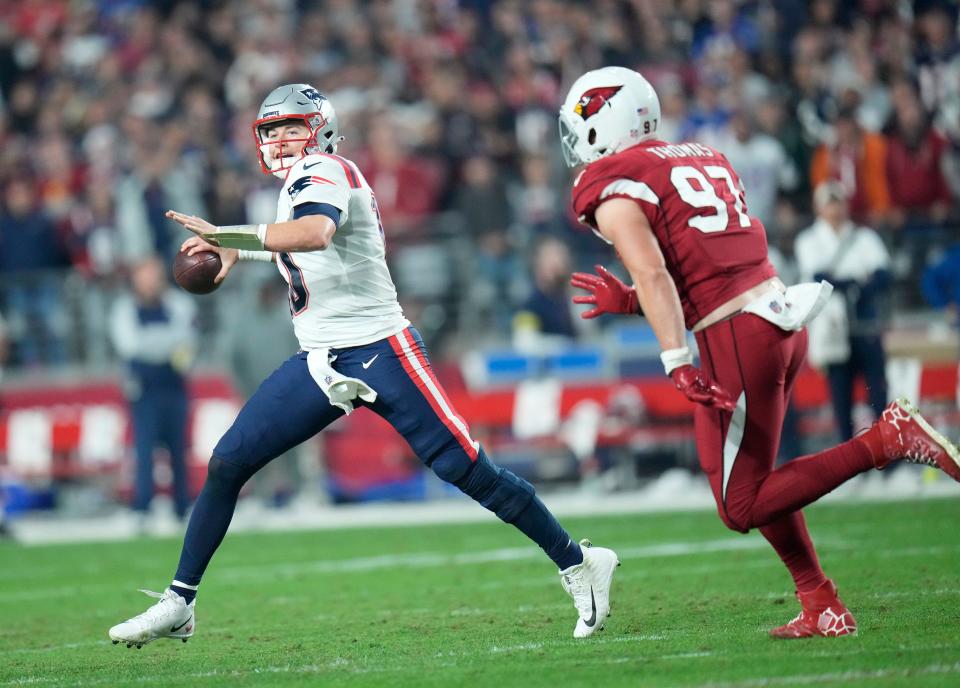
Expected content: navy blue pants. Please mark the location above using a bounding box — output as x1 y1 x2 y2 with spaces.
826 335 888 441
130 386 189 517
213 327 480 478
173 326 580 587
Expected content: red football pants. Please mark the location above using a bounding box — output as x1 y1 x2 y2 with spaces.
693 313 875 534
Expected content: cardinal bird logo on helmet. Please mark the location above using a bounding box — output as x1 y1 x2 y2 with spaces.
573 85 623 120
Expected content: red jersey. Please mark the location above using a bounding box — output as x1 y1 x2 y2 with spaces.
572 140 777 329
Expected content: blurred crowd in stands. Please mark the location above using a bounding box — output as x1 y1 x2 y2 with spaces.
1 0 959 375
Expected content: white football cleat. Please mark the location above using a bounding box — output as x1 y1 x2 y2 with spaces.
560 539 620 638
108 589 195 649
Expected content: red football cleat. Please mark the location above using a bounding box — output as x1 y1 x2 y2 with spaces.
871 398 960 481
769 579 857 639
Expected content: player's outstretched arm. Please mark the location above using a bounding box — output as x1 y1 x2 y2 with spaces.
593 198 734 412
166 209 336 253
570 265 641 318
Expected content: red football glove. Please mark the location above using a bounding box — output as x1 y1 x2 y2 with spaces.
570 265 640 319
670 364 736 412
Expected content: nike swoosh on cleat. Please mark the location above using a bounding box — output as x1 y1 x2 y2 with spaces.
362 354 379 369
584 587 597 627
170 617 192 633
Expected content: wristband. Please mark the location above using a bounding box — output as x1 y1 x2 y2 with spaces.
238 250 274 262
202 223 268 250
660 346 694 375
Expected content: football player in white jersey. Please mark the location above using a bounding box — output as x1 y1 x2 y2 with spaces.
108 84 619 648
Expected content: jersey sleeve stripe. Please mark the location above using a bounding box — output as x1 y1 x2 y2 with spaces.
389 328 480 461
318 153 361 189
338 156 363 188
600 179 660 205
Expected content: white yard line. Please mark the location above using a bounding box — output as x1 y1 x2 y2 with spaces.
0 537 764 603
4 539 960 605
217 537 772 582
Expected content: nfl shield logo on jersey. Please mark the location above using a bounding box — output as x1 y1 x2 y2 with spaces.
769 300 782 314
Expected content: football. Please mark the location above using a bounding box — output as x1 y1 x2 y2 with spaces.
173 249 222 295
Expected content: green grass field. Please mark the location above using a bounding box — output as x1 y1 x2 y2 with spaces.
2 498 959 687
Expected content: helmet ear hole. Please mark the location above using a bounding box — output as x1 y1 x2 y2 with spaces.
588 128 597 145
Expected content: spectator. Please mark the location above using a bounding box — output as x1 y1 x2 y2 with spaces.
510 154 565 238
115 117 206 263
454 153 512 242
885 81 954 275
653 76 687 144
357 113 443 242
810 106 891 227
109 256 197 525
795 182 891 441
691 0 761 60
915 3 960 136
886 82 952 219
452 152 523 336
514 236 581 341
755 94 811 204
922 243 960 320
680 77 730 142
791 38 836 155
830 43 892 133
765 198 803 286
700 108 798 229
922 242 960 408
0 178 70 365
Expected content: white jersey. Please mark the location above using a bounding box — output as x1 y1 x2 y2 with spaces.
274 153 409 349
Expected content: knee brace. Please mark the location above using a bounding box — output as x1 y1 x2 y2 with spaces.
454 450 536 524
205 455 255 495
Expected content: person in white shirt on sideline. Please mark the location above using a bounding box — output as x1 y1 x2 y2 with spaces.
795 181 891 440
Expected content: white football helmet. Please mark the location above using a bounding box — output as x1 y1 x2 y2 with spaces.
558 67 661 167
253 83 342 178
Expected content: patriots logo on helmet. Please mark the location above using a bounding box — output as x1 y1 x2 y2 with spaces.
299 87 326 110
574 85 623 120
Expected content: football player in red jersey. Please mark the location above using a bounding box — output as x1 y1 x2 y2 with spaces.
561 66 960 639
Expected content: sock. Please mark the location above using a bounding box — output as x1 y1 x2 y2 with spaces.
510 496 584 570
170 581 197 604
747 437 876 526
758 511 826 593
853 425 884 466
172 457 248 590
